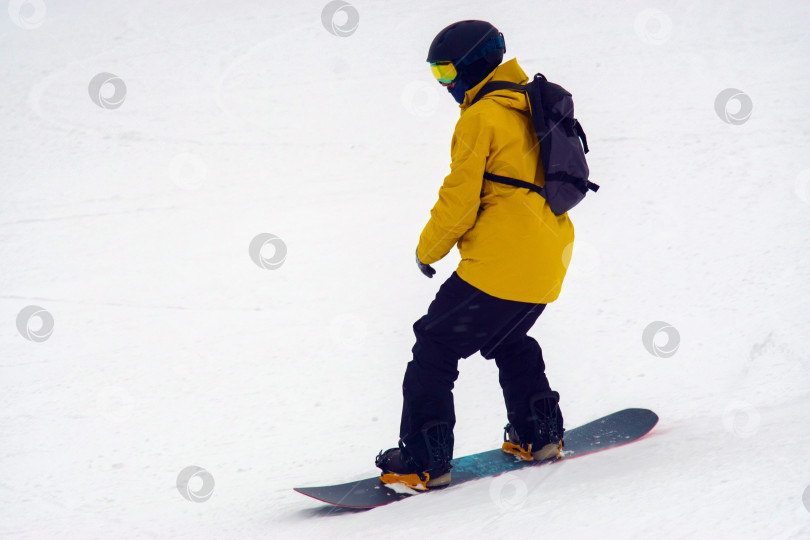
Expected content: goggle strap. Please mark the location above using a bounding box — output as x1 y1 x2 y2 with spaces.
457 33 505 69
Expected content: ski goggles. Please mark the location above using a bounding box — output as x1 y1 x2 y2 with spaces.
428 34 506 86
429 61 458 85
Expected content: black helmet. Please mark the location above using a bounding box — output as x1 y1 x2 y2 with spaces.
427 20 505 88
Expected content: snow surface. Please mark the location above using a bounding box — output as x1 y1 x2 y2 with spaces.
2 0 810 538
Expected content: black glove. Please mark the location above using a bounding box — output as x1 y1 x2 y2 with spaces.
415 249 436 278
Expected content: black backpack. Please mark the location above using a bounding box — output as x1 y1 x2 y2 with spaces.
471 73 598 215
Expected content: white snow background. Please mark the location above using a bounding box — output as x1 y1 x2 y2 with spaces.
2 0 810 538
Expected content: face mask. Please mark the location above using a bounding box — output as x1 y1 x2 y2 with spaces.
449 78 470 104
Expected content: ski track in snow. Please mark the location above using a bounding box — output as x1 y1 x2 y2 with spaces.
2 1 810 538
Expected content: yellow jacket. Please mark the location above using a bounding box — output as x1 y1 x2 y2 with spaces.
416 58 575 303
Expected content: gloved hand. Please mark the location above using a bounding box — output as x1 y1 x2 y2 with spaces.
415 248 436 278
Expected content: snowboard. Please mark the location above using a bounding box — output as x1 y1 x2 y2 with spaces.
294 408 658 509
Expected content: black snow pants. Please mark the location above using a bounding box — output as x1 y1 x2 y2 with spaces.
399 271 553 466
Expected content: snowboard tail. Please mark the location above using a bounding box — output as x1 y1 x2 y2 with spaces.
294 408 658 509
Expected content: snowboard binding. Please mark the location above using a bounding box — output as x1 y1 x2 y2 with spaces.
376 421 453 491
502 391 565 461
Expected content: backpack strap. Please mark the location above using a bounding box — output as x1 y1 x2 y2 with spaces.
474 81 546 199
573 119 589 154
483 171 546 198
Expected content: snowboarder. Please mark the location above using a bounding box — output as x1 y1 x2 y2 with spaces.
375 20 575 490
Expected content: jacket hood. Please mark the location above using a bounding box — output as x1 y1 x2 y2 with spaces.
459 58 530 112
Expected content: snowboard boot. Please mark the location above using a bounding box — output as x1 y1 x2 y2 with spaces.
376 421 453 491
502 391 565 461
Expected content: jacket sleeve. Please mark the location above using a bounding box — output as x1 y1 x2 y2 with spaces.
417 112 490 264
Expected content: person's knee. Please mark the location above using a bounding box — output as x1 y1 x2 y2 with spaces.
414 318 480 361
491 338 544 373
486 334 539 360
407 346 461 386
